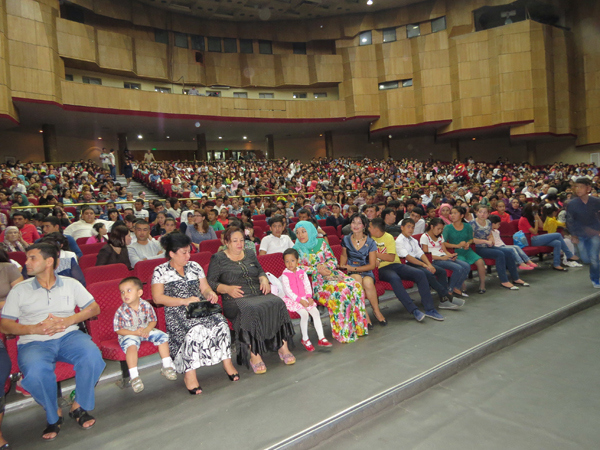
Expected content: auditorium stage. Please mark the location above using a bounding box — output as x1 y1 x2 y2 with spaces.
3 266 599 450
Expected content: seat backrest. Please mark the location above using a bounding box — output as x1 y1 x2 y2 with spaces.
78 253 98 271
330 244 342 264
199 239 222 254
257 253 285 278
254 214 266 221
413 233 423 242
215 230 223 239
80 242 106 255
317 219 326 227
8 251 26 267
254 220 269 230
322 226 337 237
133 257 168 284
76 237 89 246
84 263 130 285
87 279 125 345
327 235 341 246
190 251 212 267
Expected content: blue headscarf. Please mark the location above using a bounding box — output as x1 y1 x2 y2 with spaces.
293 221 320 257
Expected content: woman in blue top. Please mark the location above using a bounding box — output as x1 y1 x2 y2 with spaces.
339 213 384 326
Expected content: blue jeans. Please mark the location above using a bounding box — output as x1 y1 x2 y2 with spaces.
0 345 10 412
503 245 530 264
475 247 520 283
531 232 573 267
110 165 116 180
18 331 105 424
378 264 435 313
432 259 471 292
118 329 168 353
576 235 600 283
407 262 450 299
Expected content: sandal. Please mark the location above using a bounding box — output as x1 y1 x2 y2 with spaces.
42 417 63 441
250 361 267 374
553 266 568 272
187 386 202 395
69 407 95 430
226 372 240 382
278 353 296 365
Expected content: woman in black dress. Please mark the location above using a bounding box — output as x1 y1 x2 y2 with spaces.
123 158 133 187
152 233 238 395
207 226 296 374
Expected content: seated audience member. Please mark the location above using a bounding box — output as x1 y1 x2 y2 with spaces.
0 212 40 244
114 277 177 394
127 220 165 268
339 214 383 325
410 207 426 235
51 206 72 228
368 218 443 322
489 215 537 270
123 214 138 244
159 217 178 241
1 226 29 253
207 209 225 232
85 222 108 245
133 199 149 220
105 208 121 223
0 244 105 441
420 218 471 299
507 198 522 220
381 207 402 238
325 203 345 228
166 198 181 219
39 233 86 286
279 248 331 352
217 208 230 227
490 200 511 223
207 226 296 373
242 222 261 248
438 203 453 225
186 210 217 250
281 216 297 241
151 212 167 238
259 215 294 255
396 219 458 311
64 207 112 240
41 216 82 258
77 191 102 215
96 224 132 270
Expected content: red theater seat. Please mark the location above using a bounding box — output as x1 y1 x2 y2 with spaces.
84 263 131 285
80 243 106 255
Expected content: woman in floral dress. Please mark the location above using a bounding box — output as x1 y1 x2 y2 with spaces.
293 221 368 343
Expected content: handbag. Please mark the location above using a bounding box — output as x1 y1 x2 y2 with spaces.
512 230 528 249
186 301 222 319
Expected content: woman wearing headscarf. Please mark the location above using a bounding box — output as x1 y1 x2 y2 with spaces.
1 226 28 253
293 221 368 343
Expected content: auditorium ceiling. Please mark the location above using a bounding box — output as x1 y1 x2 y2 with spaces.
136 0 425 21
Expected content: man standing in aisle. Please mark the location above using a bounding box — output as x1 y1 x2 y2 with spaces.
567 177 600 288
108 149 116 181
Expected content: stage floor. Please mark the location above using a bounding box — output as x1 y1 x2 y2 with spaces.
3 265 598 450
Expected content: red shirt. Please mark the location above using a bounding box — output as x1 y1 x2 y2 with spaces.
490 211 511 223
0 223 40 244
518 216 536 234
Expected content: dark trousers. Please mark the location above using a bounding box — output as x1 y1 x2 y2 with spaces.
379 264 435 313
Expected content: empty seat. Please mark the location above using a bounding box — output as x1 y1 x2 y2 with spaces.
79 242 106 255
78 253 98 271
84 263 131 286
199 239 222 254
8 251 26 267
257 253 285 278
189 251 212 268
327 235 341 247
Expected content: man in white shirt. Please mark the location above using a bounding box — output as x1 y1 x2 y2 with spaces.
259 216 294 255
420 187 432 205
64 207 113 240
108 149 116 181
396 218 457 310
127 221 165 267
133 199 149 220
409 207 426 235
100 148 110 171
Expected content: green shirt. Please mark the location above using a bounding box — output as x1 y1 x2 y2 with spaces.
209 221 225 231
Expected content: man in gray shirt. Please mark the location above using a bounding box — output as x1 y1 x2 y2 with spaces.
0 244 104 441
127 220 165 268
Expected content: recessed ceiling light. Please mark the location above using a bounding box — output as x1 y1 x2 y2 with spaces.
138 135 143 139
218 136 222 139
388 135 392 139
367 0 373 5
39 130 43 133
195 122 201 127
166 136 170 139
243 136 247 140
319 134 323 137
98 137 102 140
472 138 476 140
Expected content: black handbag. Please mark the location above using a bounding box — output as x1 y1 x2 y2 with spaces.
186 301 222 319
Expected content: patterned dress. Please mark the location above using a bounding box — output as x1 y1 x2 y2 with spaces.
297 240 368 343
151 261 231 373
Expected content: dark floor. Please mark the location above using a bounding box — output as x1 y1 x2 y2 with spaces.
313 304 600 450
2 265 597 450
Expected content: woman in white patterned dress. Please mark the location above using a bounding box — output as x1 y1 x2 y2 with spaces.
151 233 239 395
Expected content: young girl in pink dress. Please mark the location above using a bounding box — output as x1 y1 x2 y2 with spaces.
279 249 332 352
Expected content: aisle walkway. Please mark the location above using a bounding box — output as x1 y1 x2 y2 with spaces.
2 267 598 450
313 303 600 450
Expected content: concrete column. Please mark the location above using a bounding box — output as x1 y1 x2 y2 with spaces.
325 131 334 158
526 141 537 166
196 133 207 161
451 139 460 162
117 133 128 152
42 124 58 162
382 135 390 160
266 134 275 159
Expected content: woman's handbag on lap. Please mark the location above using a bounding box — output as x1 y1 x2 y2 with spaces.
186 301 222 319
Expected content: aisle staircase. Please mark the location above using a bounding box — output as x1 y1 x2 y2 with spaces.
115 175 162 203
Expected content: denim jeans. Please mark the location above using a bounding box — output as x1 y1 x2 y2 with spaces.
18 331 105 424
407 263 450 299
118 329 169 353
432 259 471 292
110 164 116 180
474 246 520 283
378 264 435 313
531 232 573 267
503 245 530 265
576 234 600 283
0 345 10 405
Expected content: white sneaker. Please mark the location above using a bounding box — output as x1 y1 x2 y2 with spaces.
564 261 583 268
593 282 600 289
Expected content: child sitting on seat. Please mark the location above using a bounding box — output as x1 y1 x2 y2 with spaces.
489 215 537 270
279 249 332 352
114 277 177 393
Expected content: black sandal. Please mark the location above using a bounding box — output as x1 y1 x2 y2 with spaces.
552 266 568 272
42 416 63 441
69 407 95 430
187 386 202 395
227 373 240 382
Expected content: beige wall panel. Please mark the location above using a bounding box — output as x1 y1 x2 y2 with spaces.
420 68 450 87
385 89 416 109
498 52 532 74
422 102 452 122
7 16 38 45
6 0 43 21
419 50 449 70
421 85 452 104
498 32 531 55
499 71 532 92
97 29 133 72
92 0 132 22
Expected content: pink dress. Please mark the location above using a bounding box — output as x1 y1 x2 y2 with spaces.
279 268 316 313
85 236 106 245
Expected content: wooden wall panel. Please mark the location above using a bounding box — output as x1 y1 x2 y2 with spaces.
134 38 167 80
97 29 133 72
56 18 97 63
